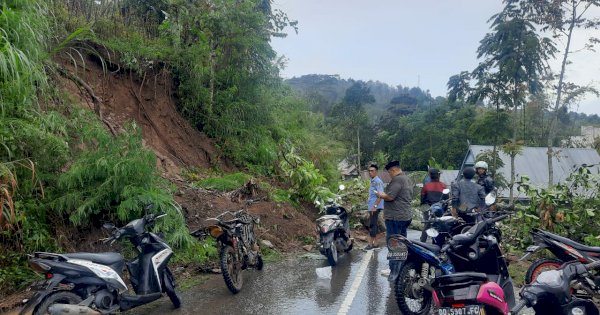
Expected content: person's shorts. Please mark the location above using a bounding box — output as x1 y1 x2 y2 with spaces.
369 209 382 237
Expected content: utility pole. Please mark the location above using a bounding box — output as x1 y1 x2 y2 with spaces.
357 128 361 174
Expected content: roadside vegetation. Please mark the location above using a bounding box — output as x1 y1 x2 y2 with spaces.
1 0 600 301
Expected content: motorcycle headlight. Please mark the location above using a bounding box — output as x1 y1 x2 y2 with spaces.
209 225 223 238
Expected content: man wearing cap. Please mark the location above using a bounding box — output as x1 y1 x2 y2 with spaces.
375 161 413 267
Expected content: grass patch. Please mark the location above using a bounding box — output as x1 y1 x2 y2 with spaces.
195 172 252 192
178 275 210 291
261 246 283 262
508 261 529 287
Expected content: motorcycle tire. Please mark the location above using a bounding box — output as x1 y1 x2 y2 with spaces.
163 267 182 308
220 245 243 294
525 258 563 284
344 240 353 252
34 291 82 315
256 254 264 271
395 260 432 315
326 244 338 266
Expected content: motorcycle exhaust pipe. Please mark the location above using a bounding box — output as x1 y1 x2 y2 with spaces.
48 303 102 315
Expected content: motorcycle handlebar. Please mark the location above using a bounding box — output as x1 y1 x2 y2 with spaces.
510 300 527 315
585 260 600 270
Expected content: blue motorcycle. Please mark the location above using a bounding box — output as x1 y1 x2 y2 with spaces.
388 209 513 315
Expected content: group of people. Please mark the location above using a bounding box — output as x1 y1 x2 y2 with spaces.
365 160 495 250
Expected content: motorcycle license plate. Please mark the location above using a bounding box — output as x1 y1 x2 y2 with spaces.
386 249 407 260
438 305 484 315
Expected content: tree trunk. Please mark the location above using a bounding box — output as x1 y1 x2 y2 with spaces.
547 2 576 187
357 128 361 173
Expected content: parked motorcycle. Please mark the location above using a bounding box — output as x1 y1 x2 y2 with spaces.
521 228 600 284
511 260 600 315
316 185 353 266
425 189 500 245
20 209 181 315
423 189 470 246
191 206 263 294
388 211 515 315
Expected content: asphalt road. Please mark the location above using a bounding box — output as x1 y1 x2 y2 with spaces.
126 230 423 315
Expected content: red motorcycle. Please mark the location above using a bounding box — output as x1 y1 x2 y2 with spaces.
521 228 600 283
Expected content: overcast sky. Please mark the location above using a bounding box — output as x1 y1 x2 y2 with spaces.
271 0 600 115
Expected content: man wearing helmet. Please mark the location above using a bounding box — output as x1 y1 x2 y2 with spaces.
419 168 446 242
451 167 485 224
474 161 494 194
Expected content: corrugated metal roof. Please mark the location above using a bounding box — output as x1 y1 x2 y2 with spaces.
464 145 600 198
440 170 459 186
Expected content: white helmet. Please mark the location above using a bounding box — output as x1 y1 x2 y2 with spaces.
475 161 488 170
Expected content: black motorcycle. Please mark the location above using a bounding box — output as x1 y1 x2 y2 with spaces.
521 228 600 284
192 207 263 294
388 211 515 315
20 210 181 315
316 185 353 266
511 260 600 315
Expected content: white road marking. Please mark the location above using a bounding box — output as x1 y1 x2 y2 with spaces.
337 250 373 315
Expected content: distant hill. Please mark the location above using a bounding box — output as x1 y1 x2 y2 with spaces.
285 74 434 118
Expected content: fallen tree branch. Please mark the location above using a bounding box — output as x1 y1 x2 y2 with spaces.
57 67 102 118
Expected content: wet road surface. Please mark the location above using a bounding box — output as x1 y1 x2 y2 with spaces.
127 230 422 315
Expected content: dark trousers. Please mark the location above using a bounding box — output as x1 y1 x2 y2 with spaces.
385 219 411 270
369 209 382 237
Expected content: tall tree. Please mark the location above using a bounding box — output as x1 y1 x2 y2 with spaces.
473 3 556 205
329 81 375 168
508 0 600 186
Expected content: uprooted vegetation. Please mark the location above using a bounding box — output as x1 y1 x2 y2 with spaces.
0 0 345 303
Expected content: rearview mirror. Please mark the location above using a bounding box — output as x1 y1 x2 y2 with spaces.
442 188 450 195
485 191 497 206
338 184 345 191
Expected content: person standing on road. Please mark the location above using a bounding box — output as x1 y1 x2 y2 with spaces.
365 164 384 250
375 161 413 274
419 168 446 242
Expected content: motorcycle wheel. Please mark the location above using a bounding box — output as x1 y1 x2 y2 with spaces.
34 291 82 315
163 267 182 308
221 245 243 294
256 254 264 271
395 260 432 315
525 258 563 284
344 239 353 252
326 243 338 266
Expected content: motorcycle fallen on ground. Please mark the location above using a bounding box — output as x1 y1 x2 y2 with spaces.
315 184 353 266
388 209 515 315
521 228 600 284
20 209 181 315
511 260 600 315
191 204 263 294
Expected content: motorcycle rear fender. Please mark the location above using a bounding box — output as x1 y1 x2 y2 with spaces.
320 232 335 249
18 274 67 315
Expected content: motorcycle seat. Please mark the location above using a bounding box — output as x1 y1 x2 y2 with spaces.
412 240 440 253
65 252 125 274
433 272 489 287
316 215 340 221
538 229 600 253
